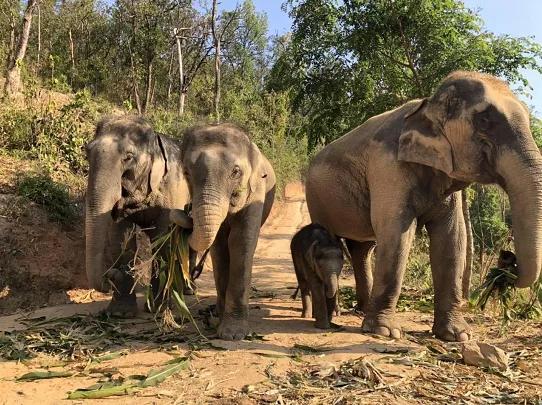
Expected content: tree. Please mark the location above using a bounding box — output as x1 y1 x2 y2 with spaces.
3 0 39 97
270 0 542 149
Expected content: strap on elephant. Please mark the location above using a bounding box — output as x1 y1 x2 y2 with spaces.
190 248 210 280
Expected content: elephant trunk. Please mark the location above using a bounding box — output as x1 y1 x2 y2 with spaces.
325 273 339 298
498 148 542 288
85 156 122 292
188 189 228 252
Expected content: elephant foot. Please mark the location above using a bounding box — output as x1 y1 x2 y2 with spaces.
433 314 470 342
217 315 250 341
301 309 312 318
333 306 341 317
104 295 138 318
314 318 331 329
361 313 402 339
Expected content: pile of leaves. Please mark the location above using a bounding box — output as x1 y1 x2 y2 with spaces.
0 314 199 361
144 222 199 332
470 250 542 322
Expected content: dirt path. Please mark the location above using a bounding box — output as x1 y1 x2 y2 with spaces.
1 183 541 404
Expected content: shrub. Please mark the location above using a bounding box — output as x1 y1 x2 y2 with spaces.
17 174 78 225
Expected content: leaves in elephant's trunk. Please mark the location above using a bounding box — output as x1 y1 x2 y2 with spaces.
143 205 201 334
470 250 518 322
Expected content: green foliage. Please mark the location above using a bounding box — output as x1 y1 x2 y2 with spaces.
272 0 542 149
0 90 109 175
34 90 107 174
469 185 510 254
405 230 432 291
17 174 78 225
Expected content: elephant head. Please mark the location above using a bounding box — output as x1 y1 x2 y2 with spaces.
85 116 176 292
180 124 268 252
398 71 542 288
307 241 344 299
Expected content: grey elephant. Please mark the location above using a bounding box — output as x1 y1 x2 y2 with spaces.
306 71 542 341
85 116 193 315
172 123 276 340
290 223 344 329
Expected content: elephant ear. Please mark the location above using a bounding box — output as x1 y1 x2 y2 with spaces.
305 240 321 278
248 142 268 195
397 98 454 175
149 134 168 193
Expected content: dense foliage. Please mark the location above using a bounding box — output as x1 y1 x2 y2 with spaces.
270 0 542 149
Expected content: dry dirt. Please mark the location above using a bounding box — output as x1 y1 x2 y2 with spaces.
0 182 541 404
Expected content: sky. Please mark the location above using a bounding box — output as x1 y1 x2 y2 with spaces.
220 0 542 115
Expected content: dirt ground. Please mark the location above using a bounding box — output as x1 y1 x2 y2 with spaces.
0 182 541 404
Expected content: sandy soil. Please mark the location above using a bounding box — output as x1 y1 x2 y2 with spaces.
0 182 541 404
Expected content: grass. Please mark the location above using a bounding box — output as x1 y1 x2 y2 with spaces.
16 173 78 225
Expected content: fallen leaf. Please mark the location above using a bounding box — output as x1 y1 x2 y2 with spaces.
17 370 72 381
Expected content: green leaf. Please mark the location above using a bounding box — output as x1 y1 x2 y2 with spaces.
171 290 202 335
17 370 73 381
67 383 138 399
88 350 128 365
139 357 190 388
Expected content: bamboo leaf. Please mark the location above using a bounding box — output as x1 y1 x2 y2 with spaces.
67 383 138 399
139 357 190 388
172 290 202 335
17 370 72 381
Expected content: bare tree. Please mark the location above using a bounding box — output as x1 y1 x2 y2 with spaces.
211 0 221 122
174 27 187 115
4 0 39 97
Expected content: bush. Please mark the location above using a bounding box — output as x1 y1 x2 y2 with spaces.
0 89 113 176
17 174 78 225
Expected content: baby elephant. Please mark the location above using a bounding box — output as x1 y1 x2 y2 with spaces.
291 223 344 329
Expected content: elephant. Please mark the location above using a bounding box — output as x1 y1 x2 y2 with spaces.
85 116 193 315
176 123 276 340
290 223 344 329
306 71 542 342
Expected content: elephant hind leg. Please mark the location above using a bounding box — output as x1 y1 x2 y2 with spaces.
345 239 376 313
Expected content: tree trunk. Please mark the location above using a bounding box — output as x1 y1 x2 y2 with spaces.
174 29 185 115
68 28 75 85
143 60 153 114
211 0 220 123
129 51 142 114
37 4 41 67
4 0 39 97
462 189 474 300
166 48 174 102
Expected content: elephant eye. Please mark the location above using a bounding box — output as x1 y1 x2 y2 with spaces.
231 166 242 179
123 152 135 162
474 110 492 132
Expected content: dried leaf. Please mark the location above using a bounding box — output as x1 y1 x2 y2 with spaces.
17 370 73 381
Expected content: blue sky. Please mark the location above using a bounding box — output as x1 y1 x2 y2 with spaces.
220 0 542 115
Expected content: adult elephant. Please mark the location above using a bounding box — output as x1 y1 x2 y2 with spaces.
306 71 542 342
85 116 192 315
174 123 276 340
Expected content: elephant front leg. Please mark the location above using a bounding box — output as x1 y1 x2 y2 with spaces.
211 223 231 318
104 221 139 317
217 206 262 340
426 192 470 342
361 218 416 339
306 278 330 329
